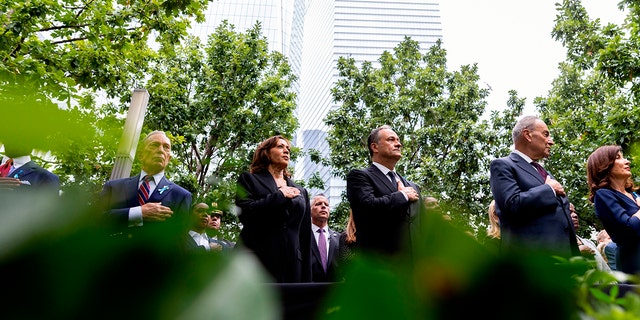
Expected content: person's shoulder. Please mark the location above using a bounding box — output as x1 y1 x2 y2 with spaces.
105 175 136 185
594 188 615 198
165 179 191 195
347 166 371 176
491 153 517 163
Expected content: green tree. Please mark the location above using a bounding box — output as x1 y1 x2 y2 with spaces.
143 21 299 241
0 0 209 98
536 0 640 235
326 37 515 234
0 0 211 196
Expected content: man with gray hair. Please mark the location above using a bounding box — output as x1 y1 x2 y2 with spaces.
310 194 340 281
100 130 192 246
489 115 578 258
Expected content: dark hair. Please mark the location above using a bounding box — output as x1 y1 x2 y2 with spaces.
367 125 393 158
587 145 634 202
249 135 291 178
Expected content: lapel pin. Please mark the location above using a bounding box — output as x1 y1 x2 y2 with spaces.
158 186 170 194
13 170 23 179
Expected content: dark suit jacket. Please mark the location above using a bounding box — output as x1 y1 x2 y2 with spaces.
236 171 312 283
10 160 59 195
346 165 422 256
594 188 640 273
310 227 340 282
490 152 578 258
100 174 192 244
184 232 233 253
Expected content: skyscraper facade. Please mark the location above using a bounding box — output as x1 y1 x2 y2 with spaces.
190 1 442 208
295 1 443 207
190 0 309 91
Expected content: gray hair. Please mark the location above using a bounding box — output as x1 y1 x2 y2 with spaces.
511 116 539 143
311 193 329 206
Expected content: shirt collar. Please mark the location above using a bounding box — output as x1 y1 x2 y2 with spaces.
513 149 534 163
7 155 30 168
312 223 326 233
140 170 164 184
372 162 393 175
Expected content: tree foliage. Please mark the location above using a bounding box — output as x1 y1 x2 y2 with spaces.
326 38 517 234
144 21 298 201
0 0 212 197
142 22 298 241
537 0 640 235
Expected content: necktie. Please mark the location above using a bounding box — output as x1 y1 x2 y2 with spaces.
317 228 328 272
137 175 152 206
531 162 548 180
0 159 13 177
387 171 397 184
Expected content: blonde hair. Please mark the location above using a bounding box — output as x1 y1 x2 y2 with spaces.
345 209 356 244
487 200 500 239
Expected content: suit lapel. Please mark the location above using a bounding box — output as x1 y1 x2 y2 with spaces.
255 171 279 191
510 153 545 183
368 165 396 192
149 176 172 202
327 230 339 266
9 161 36 179
311 232 322 263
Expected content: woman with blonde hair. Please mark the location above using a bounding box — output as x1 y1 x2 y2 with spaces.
484 200 501 253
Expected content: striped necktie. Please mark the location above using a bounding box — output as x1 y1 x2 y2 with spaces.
137 175 153 206
0 158 13 177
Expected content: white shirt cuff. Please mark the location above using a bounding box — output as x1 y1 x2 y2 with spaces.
129 207 144 227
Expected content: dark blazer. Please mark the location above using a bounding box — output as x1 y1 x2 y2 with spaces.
490 152 578 258
310 227 340 282
346 165 422 256
184 232 233 253
236 171 312 283
100 174 192 244
594 188 640 274
10 161 59 195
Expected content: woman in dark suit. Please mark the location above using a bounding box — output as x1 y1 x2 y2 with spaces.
236 135 312 283
587 145 640 275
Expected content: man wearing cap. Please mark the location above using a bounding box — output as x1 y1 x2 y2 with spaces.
206 203 235 251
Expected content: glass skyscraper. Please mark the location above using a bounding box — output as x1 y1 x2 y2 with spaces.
190 0 442 208
296 1 443 207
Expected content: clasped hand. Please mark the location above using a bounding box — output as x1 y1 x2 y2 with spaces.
280 186 301 199
0 177 24 190
545 176 566 197
397 180 419 202
141 202 174 221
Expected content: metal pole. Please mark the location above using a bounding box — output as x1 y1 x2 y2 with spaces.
109 89 149 181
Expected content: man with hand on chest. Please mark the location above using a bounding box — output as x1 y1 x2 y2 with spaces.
99 131 192 246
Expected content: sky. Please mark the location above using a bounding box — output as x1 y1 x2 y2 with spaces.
438 1 626 115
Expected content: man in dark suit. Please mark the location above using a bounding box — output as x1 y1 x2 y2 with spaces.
310 194 340 282
490 115 578 258
346 125 421 257
0 141 59 195
100 131 192 245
